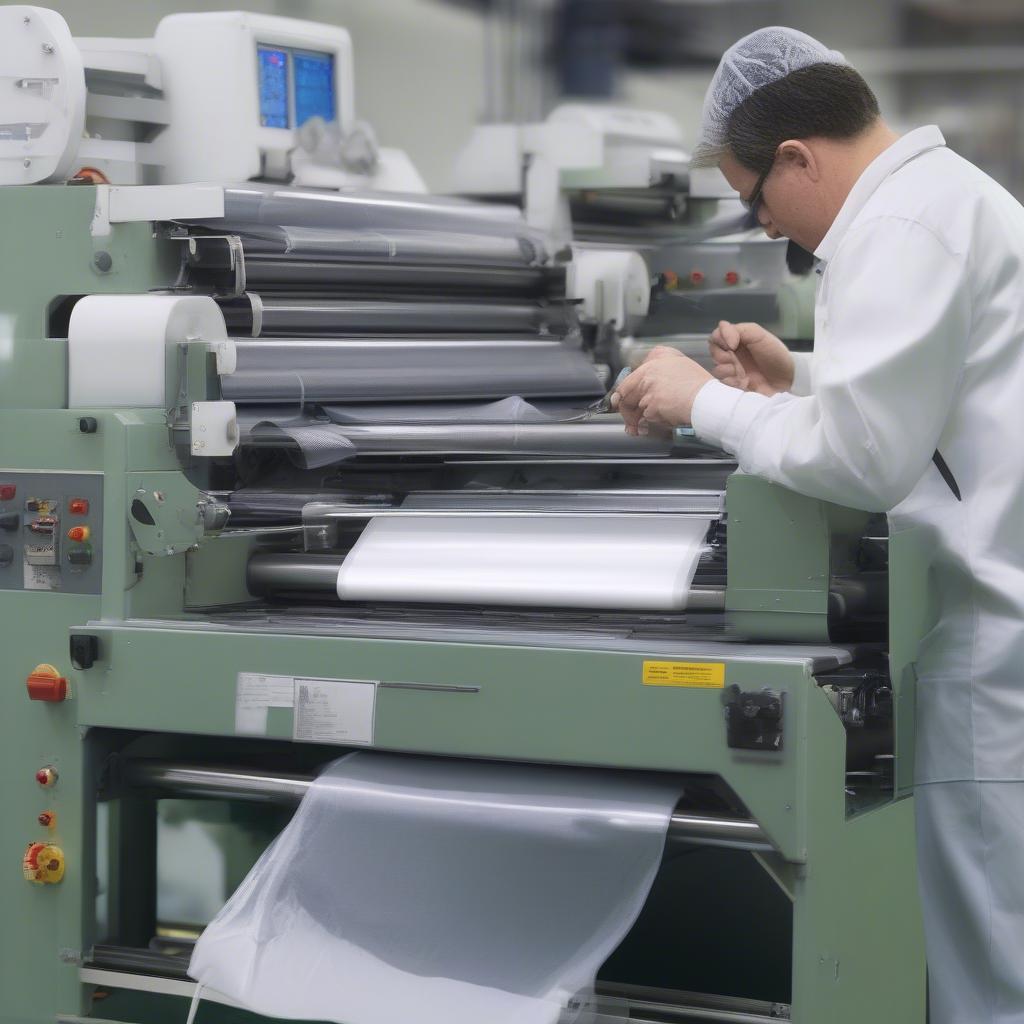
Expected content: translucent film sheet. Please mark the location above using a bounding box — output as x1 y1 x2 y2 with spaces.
244 419 676 467
189 752 679 1024
335 515 711 610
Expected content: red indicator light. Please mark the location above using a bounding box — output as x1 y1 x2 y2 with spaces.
0 484 15 501
689 270 705 285
68 499 89 516
35 767 58 788
66 526 90 543
725 271 740 285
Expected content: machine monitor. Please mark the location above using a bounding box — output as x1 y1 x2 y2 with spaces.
257 43 336 130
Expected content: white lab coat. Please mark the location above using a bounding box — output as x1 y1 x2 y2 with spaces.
691 125 1024 1023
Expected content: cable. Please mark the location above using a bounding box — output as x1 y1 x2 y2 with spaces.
185 983 205 1024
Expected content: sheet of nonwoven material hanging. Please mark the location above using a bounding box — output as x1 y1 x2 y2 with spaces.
335 514 711 610
188 752 679 1024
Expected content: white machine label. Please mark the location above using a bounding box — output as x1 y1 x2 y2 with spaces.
235 673 295 734
23 562 60 591
293 677 377 746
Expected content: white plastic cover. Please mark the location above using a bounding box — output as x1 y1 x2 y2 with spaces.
695 26 846 164
0 6 86 184
189 752 679 1024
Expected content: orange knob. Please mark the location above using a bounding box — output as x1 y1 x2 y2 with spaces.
27 664 68 703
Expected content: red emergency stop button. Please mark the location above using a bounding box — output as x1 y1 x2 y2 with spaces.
35 766 58 788
68 499 89 516
26 664 68 703
66 526 90 543
0 484 15 501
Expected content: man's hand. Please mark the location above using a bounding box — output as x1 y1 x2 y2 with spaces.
612 348 713 435
709 320 794 396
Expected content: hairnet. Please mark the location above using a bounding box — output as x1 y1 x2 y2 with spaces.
694 26 847 165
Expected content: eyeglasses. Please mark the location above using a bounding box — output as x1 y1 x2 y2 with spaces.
742 154 777 217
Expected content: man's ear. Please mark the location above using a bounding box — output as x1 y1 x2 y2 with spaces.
778 140 820 181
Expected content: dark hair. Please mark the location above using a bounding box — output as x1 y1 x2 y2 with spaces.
726 63 880 173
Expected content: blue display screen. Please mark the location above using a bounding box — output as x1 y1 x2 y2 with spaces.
294 50 336 127
257 46 290 128
256 43 336 130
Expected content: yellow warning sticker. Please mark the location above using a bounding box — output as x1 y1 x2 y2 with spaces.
642 660 725 688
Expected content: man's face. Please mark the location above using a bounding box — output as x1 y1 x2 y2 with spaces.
719 146 828 253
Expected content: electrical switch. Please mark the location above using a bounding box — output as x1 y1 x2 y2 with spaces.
23 843 65 884
67 545 93 567
66 526 89 543
35 766 58 788
26 664 68 703
68 499 89 516
0 512 19 531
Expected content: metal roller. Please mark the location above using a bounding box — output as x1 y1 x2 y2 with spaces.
119 761 773 852
220 297 568 337
238 259 559 298
245 552 727 610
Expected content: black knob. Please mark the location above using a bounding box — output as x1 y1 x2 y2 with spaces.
0 512 19 531
79 417 98 434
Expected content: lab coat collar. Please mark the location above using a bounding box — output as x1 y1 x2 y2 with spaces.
814 125 946 263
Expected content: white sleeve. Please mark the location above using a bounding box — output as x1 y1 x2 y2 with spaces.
690 216 970 512
789 350 813 396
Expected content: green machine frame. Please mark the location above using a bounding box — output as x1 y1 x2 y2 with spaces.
0 186 925 1024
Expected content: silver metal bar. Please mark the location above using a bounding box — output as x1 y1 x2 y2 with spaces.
119 762 772 851
311 508 717 519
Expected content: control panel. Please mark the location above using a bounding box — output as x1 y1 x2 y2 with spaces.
0 473 102 594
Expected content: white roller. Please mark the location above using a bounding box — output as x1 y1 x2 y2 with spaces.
335 515 709 610
68 294 227 408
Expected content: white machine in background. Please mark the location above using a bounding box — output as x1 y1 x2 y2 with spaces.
0 6 426 191
454 103 814 349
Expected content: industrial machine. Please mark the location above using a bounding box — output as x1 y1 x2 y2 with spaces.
454 104 817 358
0 7 927 1024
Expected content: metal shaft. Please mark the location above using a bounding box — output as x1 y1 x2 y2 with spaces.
245 552 727 610
120 761 772 852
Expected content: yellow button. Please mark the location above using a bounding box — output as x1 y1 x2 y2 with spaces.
23 843 65 884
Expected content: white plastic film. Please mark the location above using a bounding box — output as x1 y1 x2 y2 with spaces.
189 752 679 1024
335 515 710 610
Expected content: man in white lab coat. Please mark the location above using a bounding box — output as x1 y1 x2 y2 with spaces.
614 26 1024 1024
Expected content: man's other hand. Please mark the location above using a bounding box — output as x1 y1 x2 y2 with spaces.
611 350 713 435
709 320 794 396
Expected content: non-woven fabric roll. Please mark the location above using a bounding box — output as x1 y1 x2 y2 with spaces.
188 752 679 1024
67 294 227 408
335 514 710 610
